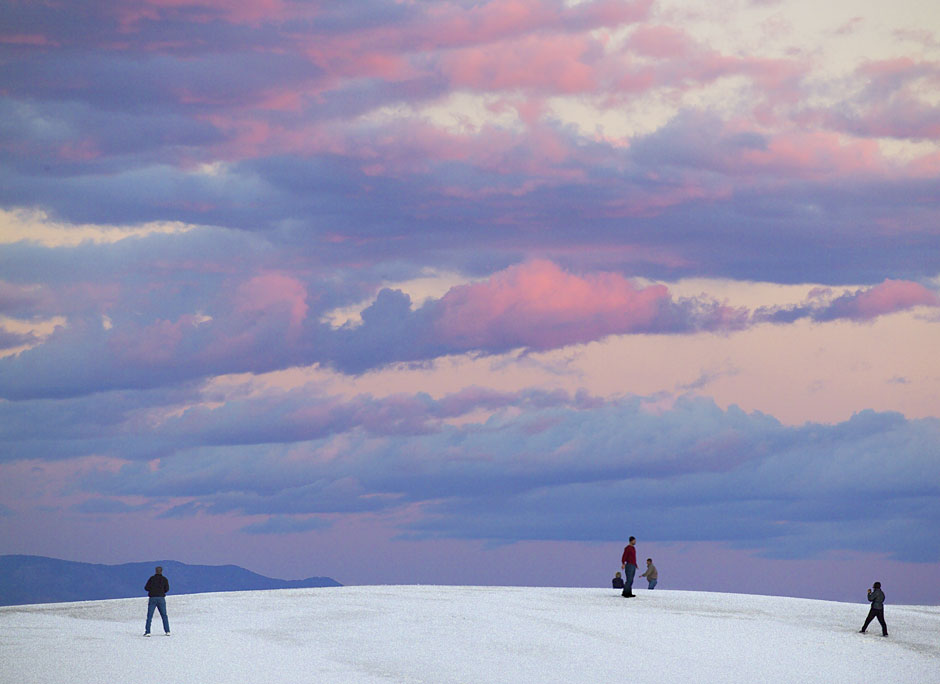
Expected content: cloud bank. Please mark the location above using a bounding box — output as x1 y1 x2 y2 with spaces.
26 390 936 564
4 251 937 399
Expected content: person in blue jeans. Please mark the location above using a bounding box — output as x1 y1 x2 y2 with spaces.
620 537 637 597
144 566 171 636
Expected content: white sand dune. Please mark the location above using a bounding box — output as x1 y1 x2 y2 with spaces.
2 586 938 684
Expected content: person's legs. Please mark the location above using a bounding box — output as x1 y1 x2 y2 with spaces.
154 597 170 633
861 609 876 632
875 610 887 636
623 564 636 596
648 579 657 590
146 598 157 634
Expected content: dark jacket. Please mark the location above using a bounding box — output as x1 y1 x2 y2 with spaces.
145 574 170 598
612 577 624 589
867 587 885 610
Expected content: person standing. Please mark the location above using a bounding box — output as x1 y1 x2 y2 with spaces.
621 537 637 597
859 581 888 636
640 558 658 590
144 566 171 636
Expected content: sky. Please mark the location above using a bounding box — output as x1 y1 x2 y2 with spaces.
1 0 939 604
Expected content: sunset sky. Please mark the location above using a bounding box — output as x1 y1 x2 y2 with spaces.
1 0 938 604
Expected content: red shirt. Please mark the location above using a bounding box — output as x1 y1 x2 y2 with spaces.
622 544 637 566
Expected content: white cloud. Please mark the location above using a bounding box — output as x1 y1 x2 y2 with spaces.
0 208 200 248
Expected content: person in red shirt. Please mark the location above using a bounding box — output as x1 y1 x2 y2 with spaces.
621 536 638 597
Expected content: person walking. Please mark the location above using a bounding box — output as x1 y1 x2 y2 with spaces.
621 537 638 597
859 581 888 636
640 558 658 589
144 566 171 636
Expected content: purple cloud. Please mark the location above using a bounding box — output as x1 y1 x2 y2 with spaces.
807 58 940 141
240 515 333 535
70 394 940 563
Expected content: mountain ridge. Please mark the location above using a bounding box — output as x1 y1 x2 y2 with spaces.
0 554 341 606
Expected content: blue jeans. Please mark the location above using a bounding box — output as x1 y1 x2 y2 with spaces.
623 564 636 594
648 579 657 590
146 597 170 634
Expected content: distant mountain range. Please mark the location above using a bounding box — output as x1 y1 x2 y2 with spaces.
0 555 341 607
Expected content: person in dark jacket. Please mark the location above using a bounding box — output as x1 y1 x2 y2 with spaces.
612 572 624 589
859 581 887 636
144 566 171 636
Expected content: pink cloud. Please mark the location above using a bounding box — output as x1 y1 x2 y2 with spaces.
661 52 806 103
738 130 881 178
602 180 729 217
100 274 312 375
615 21 809 100
433 260 672 350
611 63 656 93
272 116 586 192
814 58 940 140
58 139 101 162
202 116 291 161
59 283 122 315
0 34 59 47
845 101 940 140
759 280 940 324
109 315 200 364
858 57 921 80
828 280 940 321
575 0 653 27
298 0 650 93
909 149 940 177
442 35 598 93
445 0 555 40
420 0 651 49
235 273 310 334
629 25 693 58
